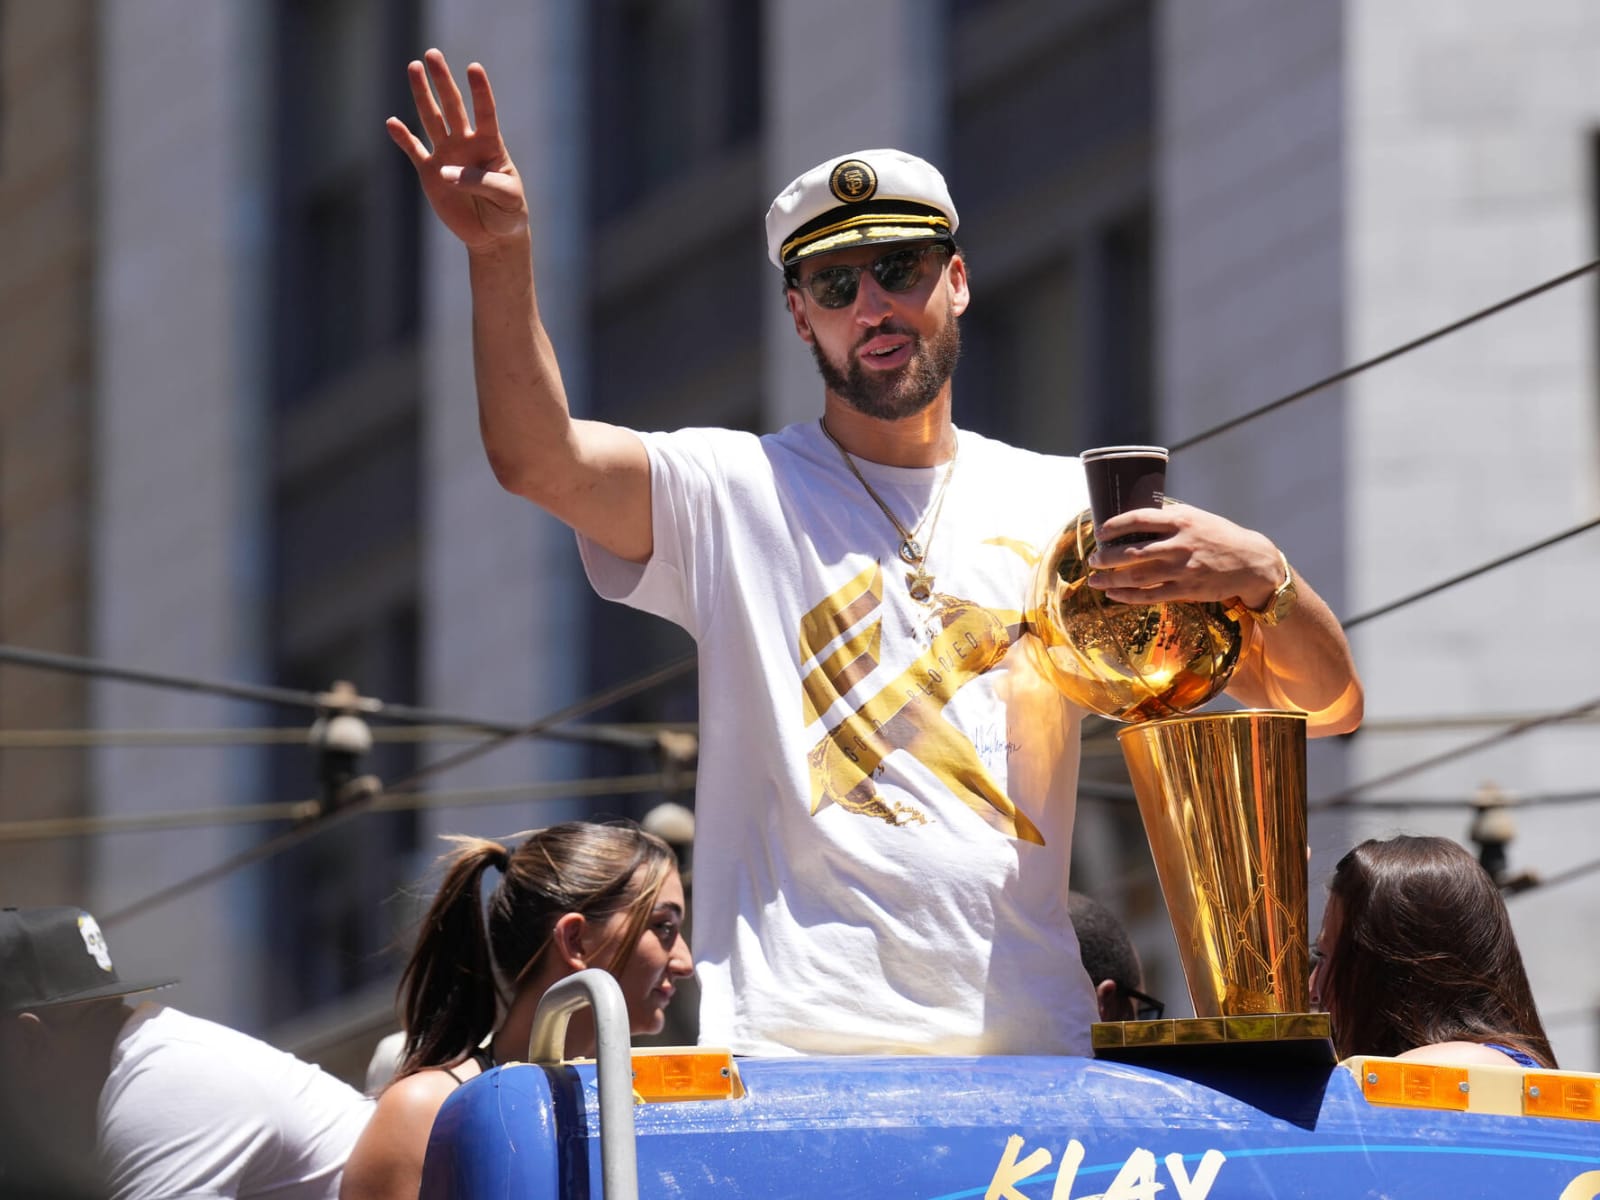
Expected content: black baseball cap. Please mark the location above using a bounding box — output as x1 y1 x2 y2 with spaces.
0 907 176 1012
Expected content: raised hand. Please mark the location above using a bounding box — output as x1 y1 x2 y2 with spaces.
387 50 528 250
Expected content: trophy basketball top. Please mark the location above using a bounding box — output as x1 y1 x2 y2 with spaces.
1026 506 1249 723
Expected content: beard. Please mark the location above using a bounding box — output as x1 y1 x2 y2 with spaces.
810 309 962 421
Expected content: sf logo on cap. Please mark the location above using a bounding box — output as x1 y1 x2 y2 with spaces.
829 159 877 203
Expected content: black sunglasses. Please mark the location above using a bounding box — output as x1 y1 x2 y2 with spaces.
790 242 952 310
1121 984 1165 1021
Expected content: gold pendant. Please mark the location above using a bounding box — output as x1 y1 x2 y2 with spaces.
899 539 923 566
907 568 934 603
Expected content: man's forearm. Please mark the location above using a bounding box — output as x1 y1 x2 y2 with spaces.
1231 575 1364 736
468 234 573 502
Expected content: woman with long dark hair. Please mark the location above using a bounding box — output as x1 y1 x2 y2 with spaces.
1310 834 1554 1068
340 821 694 1200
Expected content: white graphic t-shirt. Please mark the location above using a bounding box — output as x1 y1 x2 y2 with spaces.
580 421 1097 1057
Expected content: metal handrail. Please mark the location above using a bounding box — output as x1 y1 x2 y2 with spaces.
526 969 639 1200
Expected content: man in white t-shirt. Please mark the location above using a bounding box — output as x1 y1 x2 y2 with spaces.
389 51 1363 1058
0 907 373 1200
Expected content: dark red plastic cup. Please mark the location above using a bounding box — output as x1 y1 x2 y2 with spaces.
1081 445 1168 545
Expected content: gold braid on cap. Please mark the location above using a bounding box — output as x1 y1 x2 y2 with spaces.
782 210 951 265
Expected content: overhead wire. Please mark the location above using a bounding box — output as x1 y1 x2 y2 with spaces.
1514 855 1600 897
0 644 664 752
0 697 1590 752
1168 257 1600 453
1301 788 1600 813
29 754 1600 843
1310 693 1600 811
0 721 694 749
1339 516 1600 630
99 653 696 927
0 771 700 843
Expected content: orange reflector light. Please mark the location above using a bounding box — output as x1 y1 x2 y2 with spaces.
1525 1073 1600 1122
1361 1061 1471 1112
631 1049 741 1103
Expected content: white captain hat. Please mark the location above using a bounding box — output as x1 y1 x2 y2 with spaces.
765 148 959 270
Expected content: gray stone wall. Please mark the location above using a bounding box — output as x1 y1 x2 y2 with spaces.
0 1 95 906
1347 0 1600 1070
90 0 272 1022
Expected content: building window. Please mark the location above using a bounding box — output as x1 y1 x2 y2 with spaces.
949 0 1155 450
271 0 420 402
588 0 762 221
263 0 423 1022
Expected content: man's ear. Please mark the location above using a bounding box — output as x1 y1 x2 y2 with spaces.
1 1012 52 1067
785 286 816 345
946 252 970 317
1093 978 1120 1023
551 913 590 971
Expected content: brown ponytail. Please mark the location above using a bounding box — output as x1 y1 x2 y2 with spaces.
394 821 676 1078
396 837 508 1077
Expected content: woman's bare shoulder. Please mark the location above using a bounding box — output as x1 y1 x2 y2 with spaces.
341 1065 481 1200
383 1067 467 1111
1395 1041 1526 1068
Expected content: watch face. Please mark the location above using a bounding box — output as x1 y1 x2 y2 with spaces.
1270 577 1298 623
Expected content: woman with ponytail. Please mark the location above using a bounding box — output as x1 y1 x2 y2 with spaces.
340 821 693 1200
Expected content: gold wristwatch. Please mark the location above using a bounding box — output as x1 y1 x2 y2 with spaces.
1228 551 1298 626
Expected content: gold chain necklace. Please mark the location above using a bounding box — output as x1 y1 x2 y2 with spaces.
819 419 959 603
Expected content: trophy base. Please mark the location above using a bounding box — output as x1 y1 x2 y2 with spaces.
1091 1012 1335 1070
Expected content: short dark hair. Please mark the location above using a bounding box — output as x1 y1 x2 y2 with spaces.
1323 835 1555 1066
1068 890 1140 992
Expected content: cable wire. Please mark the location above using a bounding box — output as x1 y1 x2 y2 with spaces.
1169 258 1600 453
1311 693 1600 810
0 771 699 842
1509 856 1600 899
0 644 662 750
0 722 694 750
1305 789 1600 814
100 654 696 927
1340 516 1600 630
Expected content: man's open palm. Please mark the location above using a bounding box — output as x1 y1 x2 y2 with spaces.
387 50 528 250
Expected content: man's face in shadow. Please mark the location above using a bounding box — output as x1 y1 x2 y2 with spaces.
1093 976 1140 1023
0 1004 123 1194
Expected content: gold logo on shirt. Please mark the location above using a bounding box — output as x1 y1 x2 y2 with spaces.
798 564 1044 844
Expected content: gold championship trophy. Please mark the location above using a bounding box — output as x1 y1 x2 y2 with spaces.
1028 457 1333 1065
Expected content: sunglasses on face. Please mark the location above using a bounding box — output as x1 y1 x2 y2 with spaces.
1121 984 1165 1021
791 242 952 309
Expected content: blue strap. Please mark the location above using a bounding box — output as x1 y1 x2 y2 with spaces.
1482 1041 1541 1068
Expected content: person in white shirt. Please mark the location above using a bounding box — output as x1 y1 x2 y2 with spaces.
0 906 373 1200
387 50 1363 1059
